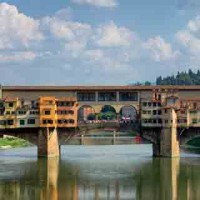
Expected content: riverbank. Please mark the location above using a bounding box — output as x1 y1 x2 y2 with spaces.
0 137 30 148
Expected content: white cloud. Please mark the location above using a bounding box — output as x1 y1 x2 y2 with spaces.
71 0 118 7
187 16 200 32
176 15 200 58
0 3 43 49
0 51 37 62
0 3 184 84
41 15 92 57
95 21 134 47
144 36 180 62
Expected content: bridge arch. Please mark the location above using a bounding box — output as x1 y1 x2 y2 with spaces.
78 105 96 121
98 105 117 120
119 105 138 122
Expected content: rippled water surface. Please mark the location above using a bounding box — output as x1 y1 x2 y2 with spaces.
0 144 200 200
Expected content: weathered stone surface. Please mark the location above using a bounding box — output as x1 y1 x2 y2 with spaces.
38 128 60 158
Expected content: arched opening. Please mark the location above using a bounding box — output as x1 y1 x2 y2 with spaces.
78 105 95 122
186 137 200 148
120 105 137 123
98 105 117 120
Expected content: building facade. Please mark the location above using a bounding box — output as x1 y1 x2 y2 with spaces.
0 85 200 129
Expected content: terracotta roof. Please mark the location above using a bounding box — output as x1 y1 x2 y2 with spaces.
4 97 18 102
2 85 200 91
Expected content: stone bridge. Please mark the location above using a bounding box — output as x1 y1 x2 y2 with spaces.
1 120 200 158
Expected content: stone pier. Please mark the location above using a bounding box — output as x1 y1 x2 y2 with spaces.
153 107 180 157
38 128 60 158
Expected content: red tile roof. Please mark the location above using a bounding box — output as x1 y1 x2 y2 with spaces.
2 85 200 91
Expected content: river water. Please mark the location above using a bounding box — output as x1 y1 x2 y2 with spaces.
0 144 200 200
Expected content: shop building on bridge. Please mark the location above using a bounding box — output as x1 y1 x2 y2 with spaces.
0 85 200 129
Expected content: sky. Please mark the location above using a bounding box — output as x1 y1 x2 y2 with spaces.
0 0 200 85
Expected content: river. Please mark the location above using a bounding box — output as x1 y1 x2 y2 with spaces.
0 144 200 200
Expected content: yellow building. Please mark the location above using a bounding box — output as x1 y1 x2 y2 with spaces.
4 97 21 129
0 99 5 129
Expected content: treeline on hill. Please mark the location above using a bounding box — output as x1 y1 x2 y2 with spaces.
130 69 200 86
156 69 200 85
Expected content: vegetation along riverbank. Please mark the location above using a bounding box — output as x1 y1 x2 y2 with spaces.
0 137 30 148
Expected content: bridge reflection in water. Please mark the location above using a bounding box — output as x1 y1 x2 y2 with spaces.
0 147 200 199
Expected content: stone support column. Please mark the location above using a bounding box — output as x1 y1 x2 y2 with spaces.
158 107 180 157
95 91 98 102
38 128 60 158
116 91 119 102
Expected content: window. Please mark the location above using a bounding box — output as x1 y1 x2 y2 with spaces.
158 110 161 115
142 102 147 107
77 92 96 101
30 110 39 115
164 109 167 114
98 92 116 101
0 120 5 125
69 119 75 124
18 110 26 115
57 110 61 115
6 111 10 115
153 102 157 107
178 119 187 123
43 119 53 124
20 120 25 125
11 111 16 115
147 110 151 114
180 110 185 114
58 119 62 124
165 120 168 124
69 110 74 115
7 119 14 125
142 111 147 114
44 110 51 115
192 119 197 124
119 92 138 101
27 119 35 125
8 102 13 107
143 119 148 124
148 102 151 107
153 110 157 115
190 110 197 114
58 119 68 124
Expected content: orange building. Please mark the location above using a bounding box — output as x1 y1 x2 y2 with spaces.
56 97 78 128
39 97 57 128
39 96 78 128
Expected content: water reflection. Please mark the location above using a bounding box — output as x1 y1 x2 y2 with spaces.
0 146 200 199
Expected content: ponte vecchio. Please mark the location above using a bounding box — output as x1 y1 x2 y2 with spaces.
0 85 200 158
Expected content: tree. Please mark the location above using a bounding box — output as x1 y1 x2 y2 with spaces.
144 81 151 86
156 69 200 85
